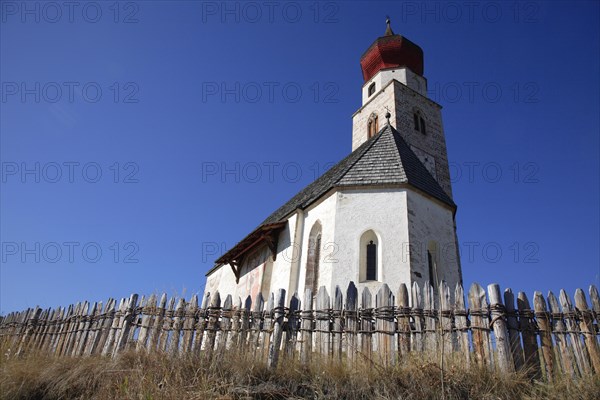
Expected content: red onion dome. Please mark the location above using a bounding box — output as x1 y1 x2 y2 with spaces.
360 18 424 82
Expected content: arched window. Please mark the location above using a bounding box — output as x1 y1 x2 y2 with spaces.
368 82 376 97
414 111 426 134
367 114 379 139
359 230 380 282
305 221 322 297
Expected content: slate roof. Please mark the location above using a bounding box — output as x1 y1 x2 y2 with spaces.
261 123 454 225
208 124 454 273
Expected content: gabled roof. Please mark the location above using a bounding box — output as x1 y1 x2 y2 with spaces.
207 124 454 274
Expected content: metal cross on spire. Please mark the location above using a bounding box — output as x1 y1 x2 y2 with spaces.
385 16 394 36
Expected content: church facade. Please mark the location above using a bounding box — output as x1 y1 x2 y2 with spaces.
205 21 462 304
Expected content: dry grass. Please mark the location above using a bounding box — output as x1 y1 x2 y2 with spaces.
1 346 598 400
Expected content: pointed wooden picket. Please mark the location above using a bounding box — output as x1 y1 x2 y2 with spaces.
333 286 344 361
534 291 554 381
411 282 424 352
300 288 313 364
454 283 470 365
548 291 575 377
396 283 411 358
503 288 523 371
315 286 330 357
360 287 373 360
268 289 286 368
345 282 358 364
574 289 600 373
376 284 395 365
518 292 541 380
488 284 514 373
560 289 591 375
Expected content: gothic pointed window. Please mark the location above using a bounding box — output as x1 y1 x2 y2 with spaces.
360 230 380 282
368 82 376 97
305 221 322 298
366 241 377 280
368 114 379 139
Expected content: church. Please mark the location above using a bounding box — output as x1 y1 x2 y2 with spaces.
204 20 463 304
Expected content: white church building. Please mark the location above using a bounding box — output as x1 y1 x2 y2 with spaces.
205 20 462 303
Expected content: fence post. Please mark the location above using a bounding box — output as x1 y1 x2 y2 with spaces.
45 307 64 354
574 289 600 373
285 292 300 359
217 295 233 355
376 284 395 366
260 293 275 362
239 296 252 351
454 283 470 366
440 281 454 355
333 286 344 361
249 293 264 358
345 282 358 365
83 302 102 356
560 289 591 375
169 298 186 355
517 292 542 380
114 294 139 356
360 287 373 361
396 283 410 360
230 297 242 351
137 294 156 351
205 291 221 359
547 291 575 377
534 291 555 381
193 292 210 353
102 299 124 356
504 288 524 371
315 286 331 358
268 288 286 368
590 285 600 318
488 284 514 373
75 302 95 356
94 299 115 355
468 283 491 368
423 282 437 356
411 282 424 352
300 288 313 364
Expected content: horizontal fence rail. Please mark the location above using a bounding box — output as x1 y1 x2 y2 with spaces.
1 281 599 381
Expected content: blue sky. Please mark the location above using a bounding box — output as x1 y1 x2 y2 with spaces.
1 1 599 313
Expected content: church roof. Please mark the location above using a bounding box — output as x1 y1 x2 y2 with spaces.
208 124 454 273
260 123 455 227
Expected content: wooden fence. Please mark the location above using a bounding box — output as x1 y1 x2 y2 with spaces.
1 281 599 381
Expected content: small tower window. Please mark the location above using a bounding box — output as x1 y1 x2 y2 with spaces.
414 111 426 134
368 82 376 97
368 114 378 138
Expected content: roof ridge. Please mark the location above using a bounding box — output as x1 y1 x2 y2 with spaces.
388 126 455 205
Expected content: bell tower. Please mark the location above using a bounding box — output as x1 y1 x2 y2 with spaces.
352 19 453 198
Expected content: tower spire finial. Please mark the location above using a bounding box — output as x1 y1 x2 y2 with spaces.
385 15 394 36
